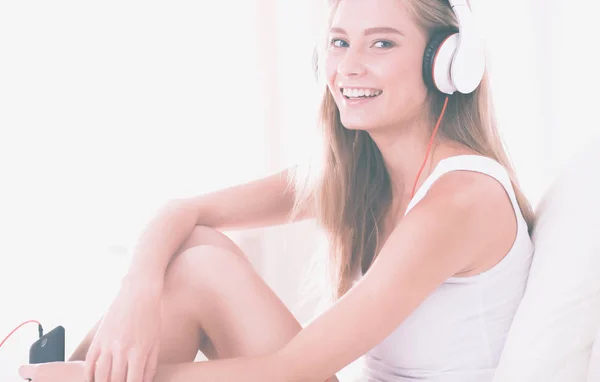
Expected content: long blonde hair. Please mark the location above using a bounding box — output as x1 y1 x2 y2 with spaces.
291 0 535 305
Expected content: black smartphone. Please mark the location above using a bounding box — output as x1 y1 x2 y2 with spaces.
29 326 65 364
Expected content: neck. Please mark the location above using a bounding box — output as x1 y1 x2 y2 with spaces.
369 117 442 203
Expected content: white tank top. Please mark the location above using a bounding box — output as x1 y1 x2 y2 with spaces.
354 155 534 382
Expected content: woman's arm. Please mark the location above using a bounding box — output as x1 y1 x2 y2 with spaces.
149 171 514 381
126 166 306 281
182 166 309 231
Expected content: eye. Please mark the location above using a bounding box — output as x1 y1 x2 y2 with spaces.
330 38 349 48
372 40 395 49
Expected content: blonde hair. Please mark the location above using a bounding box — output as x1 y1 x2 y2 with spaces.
291 0 535 306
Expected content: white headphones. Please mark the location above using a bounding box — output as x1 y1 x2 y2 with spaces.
422 0 486 95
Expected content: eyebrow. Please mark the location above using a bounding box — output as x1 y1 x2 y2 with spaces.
329 27 405 36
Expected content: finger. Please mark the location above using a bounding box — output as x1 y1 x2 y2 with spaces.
18 364 36 380
142 342 160 382
95 352 113 382
84 345 101 382
125 348 146 382
110 347 128 382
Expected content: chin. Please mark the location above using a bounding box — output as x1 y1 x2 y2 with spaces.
340 116 382 131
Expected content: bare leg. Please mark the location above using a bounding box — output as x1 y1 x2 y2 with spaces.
67 227 338 379
69 225 246 361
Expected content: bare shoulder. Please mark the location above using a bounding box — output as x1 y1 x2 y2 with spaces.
427 168 512 208
419 168 517 273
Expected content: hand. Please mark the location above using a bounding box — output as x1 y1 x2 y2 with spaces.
85 278 163 382
19 361 84 382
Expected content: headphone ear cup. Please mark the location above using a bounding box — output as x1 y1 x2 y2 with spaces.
422 30 459 94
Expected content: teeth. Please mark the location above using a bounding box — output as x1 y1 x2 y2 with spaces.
342 88 382 99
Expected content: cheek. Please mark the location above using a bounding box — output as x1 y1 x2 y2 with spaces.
384 61 427 106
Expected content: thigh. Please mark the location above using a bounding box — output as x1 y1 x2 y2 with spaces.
176 225 247 260
165 245 303 361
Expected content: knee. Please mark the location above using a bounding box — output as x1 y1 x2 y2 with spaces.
178 225 245 258
165 245 253 293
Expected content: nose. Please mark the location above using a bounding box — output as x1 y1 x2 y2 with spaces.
337 47 366 78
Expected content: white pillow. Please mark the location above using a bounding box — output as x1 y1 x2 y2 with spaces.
493 140 600 382
586 328 600 382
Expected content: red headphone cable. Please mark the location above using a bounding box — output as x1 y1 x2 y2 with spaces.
411 95 450 198
0 320 44 350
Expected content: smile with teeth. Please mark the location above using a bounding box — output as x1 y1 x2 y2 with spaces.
341 88 383 99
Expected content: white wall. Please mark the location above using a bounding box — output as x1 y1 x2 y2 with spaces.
0 1 271 379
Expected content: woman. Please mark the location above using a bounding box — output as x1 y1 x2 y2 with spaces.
20 0 535 381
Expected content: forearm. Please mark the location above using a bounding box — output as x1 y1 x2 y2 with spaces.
153 356 339 382
126 200 199 281
154 356 281 382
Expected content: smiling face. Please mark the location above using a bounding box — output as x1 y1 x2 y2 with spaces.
325 0 430 132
